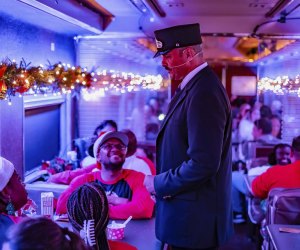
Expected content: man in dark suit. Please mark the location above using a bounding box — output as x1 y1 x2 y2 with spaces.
144 23 233 250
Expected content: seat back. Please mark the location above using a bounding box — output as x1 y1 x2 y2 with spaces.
266 188 300 225
240 141 274 161
255 145 274 158
73 137 95 161
262 188 300 250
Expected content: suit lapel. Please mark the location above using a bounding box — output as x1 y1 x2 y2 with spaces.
158 88 187 135
157 67 208 142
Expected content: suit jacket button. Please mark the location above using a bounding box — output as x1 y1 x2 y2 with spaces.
163 195 172 200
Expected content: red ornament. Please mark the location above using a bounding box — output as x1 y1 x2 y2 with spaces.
41 161 50 170
85 74 92 88
65 163 73 171
47 168 57 175
0 65 7 77
16 86 29 94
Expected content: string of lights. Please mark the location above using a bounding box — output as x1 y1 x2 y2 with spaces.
258 75 300 96
0 59 165 104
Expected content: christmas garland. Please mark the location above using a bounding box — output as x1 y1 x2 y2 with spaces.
0 59 93 100
0 58 164 101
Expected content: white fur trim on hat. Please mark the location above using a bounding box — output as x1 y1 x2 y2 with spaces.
93 131 128 159
0 157 15 192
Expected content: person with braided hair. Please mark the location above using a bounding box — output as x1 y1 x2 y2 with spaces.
2 217 88 250
67 182 137 250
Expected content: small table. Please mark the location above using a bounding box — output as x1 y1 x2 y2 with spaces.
26 182 68 214
57 218 157 250
267 224 300 250
120 218 156 250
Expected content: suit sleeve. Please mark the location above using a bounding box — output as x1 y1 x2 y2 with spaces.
109 172 154 219
154 84 229 197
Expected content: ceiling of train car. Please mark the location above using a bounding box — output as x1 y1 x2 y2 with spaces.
100 0 300 35
95 0 300 64
1 0 300 65
0 0 106 35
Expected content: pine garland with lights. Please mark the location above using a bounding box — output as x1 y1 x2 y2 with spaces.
0 58 165 102
0 59 93 100
258 75 300 96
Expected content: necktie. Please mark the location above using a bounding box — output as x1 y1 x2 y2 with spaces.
173 86 181 97
168 87 182 111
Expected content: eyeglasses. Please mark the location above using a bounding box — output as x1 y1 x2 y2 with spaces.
100 143 126 151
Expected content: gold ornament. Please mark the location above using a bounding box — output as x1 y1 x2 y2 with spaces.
0 81 7 99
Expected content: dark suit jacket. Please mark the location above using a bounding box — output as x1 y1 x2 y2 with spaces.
154 66 233 248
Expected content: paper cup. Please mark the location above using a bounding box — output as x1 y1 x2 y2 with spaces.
107 223 125 240
41 192 54 219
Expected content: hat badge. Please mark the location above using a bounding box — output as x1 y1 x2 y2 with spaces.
155 39 163 49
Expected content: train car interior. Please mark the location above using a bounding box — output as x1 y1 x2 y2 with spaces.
1 1 300 249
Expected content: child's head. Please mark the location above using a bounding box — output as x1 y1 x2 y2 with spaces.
4 217 87 250
67 182 109 250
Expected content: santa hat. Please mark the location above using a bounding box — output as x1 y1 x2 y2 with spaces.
0 157 14 192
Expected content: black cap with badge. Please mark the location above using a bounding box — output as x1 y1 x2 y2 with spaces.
153 23 202 58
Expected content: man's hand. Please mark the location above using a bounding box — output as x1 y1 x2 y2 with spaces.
107 195 129 206
143 175 156 195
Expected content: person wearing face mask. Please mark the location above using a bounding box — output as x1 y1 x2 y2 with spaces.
143 24 233 250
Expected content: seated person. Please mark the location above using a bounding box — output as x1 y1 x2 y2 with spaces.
252 118 282 145
3 217 87 250
67 182 137 250
238 105 260 142
241 118 282 160
121 129 155 175
73 120 118 163
81 120 118 167
47 162 99 185
0 157 28 246
232 143 293 223
56 131 154 219
94 120 118 137
248 143 292 176
48 120 118 184
271 115 282 139
252 135 300 199
49 129 155 184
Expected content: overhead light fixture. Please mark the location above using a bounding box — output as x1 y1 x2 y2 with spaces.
143 0 166 17
18 0 114 34
129 0 150 14
265 0 294 18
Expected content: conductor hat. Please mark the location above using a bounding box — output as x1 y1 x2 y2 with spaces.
153 23 202 58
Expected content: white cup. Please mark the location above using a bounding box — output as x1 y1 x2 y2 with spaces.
107 222 126 240
67 151 77 161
